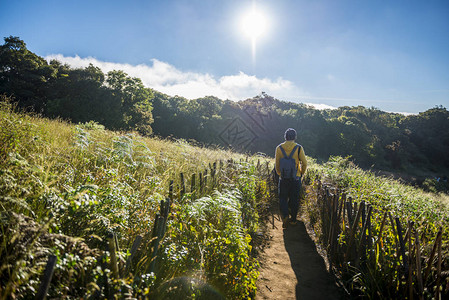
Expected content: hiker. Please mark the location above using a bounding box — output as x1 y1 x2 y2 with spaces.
275 128 307 228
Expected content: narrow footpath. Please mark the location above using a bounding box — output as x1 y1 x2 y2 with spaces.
256 213 344 300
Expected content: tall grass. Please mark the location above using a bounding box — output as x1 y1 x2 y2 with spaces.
302 156 449 298
309 156 449 224
0 98 272 299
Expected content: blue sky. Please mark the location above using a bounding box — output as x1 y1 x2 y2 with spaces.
1 0 448 113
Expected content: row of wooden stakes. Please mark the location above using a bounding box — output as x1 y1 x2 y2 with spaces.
35 158 273 299
316 180 446 300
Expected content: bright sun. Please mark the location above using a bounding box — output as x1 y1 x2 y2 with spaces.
240 4 269 62
241 8 267 40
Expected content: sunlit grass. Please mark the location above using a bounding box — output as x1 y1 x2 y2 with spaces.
302 155 449 298
0 99 272 299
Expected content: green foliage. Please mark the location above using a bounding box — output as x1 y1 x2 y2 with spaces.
2 36 449 179
0 37 154 135
302 156 449 298
312 156 449 224
160 190 259 299
0 102 272 298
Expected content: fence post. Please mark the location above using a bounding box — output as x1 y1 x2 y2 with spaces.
346 198 353 226
169 180 173 201
125 235 143 274
212 162 217 186
435 228 442 300
107 233 119 279
358 205 372 256
415 230 424 300
376 211 388 248
345 201 364 260
180 173 185 198
191 173 196 195
424 228 442 283
36 255 57 300
407 221 413 300
148 215 164 274
395 217 409 275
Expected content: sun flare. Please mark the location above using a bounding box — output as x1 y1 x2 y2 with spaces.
239 3 269 62
241 9 267 40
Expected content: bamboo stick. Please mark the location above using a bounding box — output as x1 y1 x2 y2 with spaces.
367 205 372 250
329 193 339 258
423 228 442 283
345 201 364 260
148 215 164 274
337 193 344 226
169 180 173 200
125 235 143 274
180 172 185 198
358 205 372 251
404 226 410 247
395 217 409 274
346 198 353 226
415 230 424 300
375 211 388 248
389 213 400 258
191 173 196 194
107 233 119 279
407 221 413 300
114 232 124 278
435 228 442 300
36 255 57 300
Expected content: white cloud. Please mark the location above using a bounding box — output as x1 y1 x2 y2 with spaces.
45 54 305 101
304 103 337 110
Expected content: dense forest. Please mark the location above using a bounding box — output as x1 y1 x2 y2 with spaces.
1 36 448 188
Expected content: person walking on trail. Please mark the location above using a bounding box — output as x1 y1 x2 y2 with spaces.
275 128 307 228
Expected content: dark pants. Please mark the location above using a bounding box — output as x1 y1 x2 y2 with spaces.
278 178 301 220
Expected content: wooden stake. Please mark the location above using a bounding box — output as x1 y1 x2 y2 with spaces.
125 235 143 274
180 173 185 198
107 233 119 279
435 227 442 300
345 201 364 260
36 255 57 300
423 228 442 283
358 205 372 251
375 211 388 248
191 173 196 194
169 180 173 201
415 230 424 300
407 221 413 300
148 215 164 274
395 217 409 275
346 199 353 226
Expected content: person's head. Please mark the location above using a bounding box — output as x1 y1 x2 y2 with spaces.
284 128 297 141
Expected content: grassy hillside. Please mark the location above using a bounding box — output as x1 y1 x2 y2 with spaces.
2 96 449 298
2 37 448 183
302 156 449 298
0 99 273 299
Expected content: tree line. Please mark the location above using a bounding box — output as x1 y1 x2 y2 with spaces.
0 36 153 135
1 36 448 187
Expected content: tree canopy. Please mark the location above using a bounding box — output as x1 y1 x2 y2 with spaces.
2 36 448 180
0 36 154 135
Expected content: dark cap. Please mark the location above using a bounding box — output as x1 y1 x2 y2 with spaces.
284 128 297 141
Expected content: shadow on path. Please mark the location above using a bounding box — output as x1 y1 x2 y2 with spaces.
283 222 343 300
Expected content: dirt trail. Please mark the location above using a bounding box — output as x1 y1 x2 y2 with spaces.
256 213 343 300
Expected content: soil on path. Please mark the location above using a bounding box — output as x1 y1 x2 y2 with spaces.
256 213 344 300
